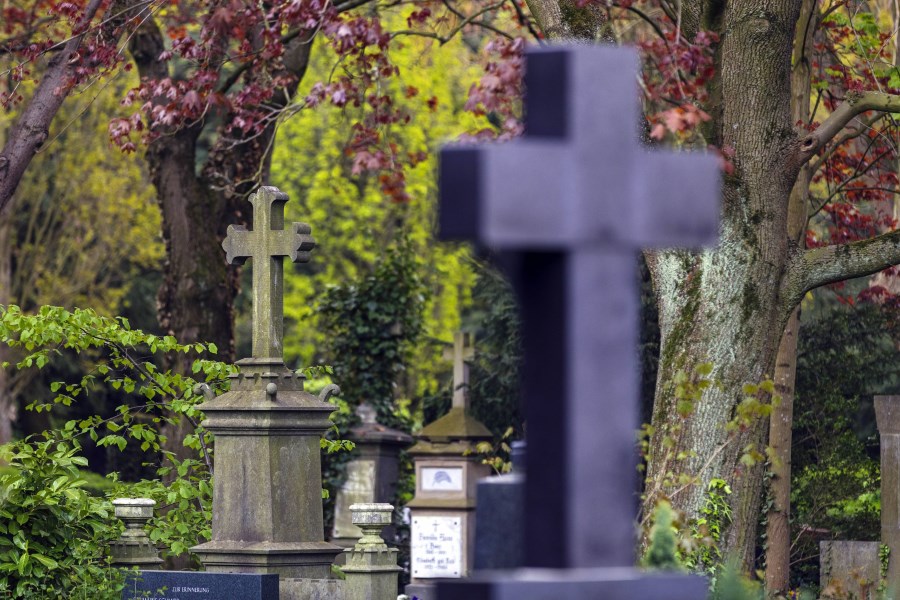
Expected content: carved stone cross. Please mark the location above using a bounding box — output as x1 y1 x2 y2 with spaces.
437 45 720 599
222 186 315 360
442 332 475 410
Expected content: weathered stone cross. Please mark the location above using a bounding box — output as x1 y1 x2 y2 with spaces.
443 332 475 410
437 45 720 598
222 186 315 359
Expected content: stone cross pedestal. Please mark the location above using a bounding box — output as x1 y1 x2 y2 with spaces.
193 187 342 596
876 395 900 591
436 45 719 598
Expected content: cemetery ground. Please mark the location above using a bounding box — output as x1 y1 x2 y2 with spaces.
5 1 900 600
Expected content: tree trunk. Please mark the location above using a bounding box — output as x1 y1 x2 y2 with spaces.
645 0 805 569
765 307 800 595
0 219 14 444
764 1 816 593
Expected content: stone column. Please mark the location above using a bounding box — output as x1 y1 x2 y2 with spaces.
342 503 402 600
110 498 163 568
877 395 900 591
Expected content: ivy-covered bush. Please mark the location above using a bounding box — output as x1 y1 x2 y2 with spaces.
316 234 426 529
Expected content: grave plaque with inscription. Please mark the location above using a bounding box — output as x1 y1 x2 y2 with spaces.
123 571 278 600
411 516 463 578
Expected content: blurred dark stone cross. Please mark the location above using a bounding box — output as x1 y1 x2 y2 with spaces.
438 45 720 598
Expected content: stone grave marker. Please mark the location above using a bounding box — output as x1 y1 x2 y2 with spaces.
436 44 720 598
877 395 900 592
331 402 412 550
192 186 342 599
405 332 491 600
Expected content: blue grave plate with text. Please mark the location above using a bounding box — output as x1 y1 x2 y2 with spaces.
122 571 278 600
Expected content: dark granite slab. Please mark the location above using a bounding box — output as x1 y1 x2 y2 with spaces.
122 571 278 600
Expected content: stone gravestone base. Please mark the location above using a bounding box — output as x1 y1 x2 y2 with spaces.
279 578 344 600
819 541 881 599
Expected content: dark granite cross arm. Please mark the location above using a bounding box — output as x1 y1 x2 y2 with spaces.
221 186 315 359
439 45 720 571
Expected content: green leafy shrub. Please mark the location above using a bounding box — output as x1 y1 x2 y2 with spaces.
0 436 126 599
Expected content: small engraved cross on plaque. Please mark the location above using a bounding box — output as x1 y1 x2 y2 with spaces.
221 186 315 360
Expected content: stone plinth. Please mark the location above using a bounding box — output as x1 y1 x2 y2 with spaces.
820 541 881 599
331 403 412 549
110 498 163 567
192 358 342 581
342 503 402 600
473 441 525 570
405 407 492 600
877 395 900 592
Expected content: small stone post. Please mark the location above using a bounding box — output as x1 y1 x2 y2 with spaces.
876 395 900 591
341 503 402 600
110 498 163 567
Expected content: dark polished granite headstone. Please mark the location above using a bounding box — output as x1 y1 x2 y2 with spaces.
122 571 278 600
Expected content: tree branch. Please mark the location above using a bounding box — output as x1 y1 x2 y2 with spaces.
797 91 900 163
0 0 106 216
796 229 900 296
809 113 884 175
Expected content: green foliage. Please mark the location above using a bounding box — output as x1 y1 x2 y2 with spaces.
684 479 733 576
272 11 481 397
0 303 224 566
710 563 764 600
643 500 683 571
120 458 212 560
0 301 356 582
0 436 127 599
317 234 426 427
317 235 425 525
790 300 899 588
463 266 523 442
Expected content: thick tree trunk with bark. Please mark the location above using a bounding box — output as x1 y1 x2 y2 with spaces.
127 12 312 463
644 1 805 568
